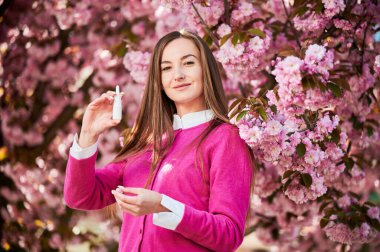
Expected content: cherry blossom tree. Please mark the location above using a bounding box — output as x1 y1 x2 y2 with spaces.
1 0 379 251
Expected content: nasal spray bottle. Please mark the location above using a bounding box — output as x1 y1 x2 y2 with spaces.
112 85 122 120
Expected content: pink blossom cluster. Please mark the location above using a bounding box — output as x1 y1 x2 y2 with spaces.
251 193 318 247
268 44 337 115
236 109 347 204
304 44 334 81
230 1 257 27
335 64 379 149
284 168 327 204
120 0 156 21
214 31 271 73
186 0 224 36
293 13 329 33
154 7 188 39
253 164 281 198
322 0 346 18
92 49 119 87
333 19 353 31
367 206 380 220
47 1 93 30
293 0 345 32
374 55 380 76
158 0 202 9
324 221 377 245
122 50 151 84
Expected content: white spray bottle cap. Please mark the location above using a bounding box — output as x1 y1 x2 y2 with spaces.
112 85 122 120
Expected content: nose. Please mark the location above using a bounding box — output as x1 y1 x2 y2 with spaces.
174 67 185 82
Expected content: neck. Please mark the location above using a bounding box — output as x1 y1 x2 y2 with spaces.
175 98 207 118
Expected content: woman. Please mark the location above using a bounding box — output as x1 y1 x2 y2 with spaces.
64 29 255 252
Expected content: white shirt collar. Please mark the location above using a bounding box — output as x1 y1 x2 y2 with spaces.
173 109 215 130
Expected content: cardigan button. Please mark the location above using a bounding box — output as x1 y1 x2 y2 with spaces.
139 228 142 234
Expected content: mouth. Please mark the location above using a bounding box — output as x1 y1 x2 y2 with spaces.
174 83 191 89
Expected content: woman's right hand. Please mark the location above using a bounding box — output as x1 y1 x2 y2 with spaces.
78 90 124 148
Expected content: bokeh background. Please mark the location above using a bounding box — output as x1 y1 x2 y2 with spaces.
1 0 380 251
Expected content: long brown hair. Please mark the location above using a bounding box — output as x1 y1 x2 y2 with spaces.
105 30 255 232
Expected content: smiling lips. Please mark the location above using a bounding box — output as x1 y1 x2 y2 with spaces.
174 83 191 89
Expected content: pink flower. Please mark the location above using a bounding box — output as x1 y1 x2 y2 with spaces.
322 0 345 17
304 149 324 166
265 120 282 136
367 207 380 220
217 24 231 38
324 223 353 244
248 36 265 55
374 55 380 75
305 44 326 63
123 50 151 83
337 195 351 209
239 124 262 145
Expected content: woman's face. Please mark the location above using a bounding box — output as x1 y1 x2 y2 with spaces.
160 38 205 113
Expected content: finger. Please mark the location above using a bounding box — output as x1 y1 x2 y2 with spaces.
105 119 121 128
118 186 143 195
115 198 138 214
98 94 114 103
106 91 125 96
112 189 138 205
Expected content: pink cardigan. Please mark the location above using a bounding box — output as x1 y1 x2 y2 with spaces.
64 121 253 252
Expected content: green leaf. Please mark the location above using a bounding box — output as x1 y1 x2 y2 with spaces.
366 118 380 127
370 219 380 232
331 78 351 91
330 128 340 144
220 33 232 47
314 0 324 14
236 110 248 121
320 217 330 228
296 143 306 158
327 81 343 97
319 201 331 213
238 31 249 43
271 228 279 240
283 178 292 191
300 173 312 188
228 97 244 111
302 76 317 90
283 170 296 179
366 126 374 137
364 201 376 207
256 106 268 121
203 34 213 47
278 45 296 57
232 34 239 46
270 105 277 114
228 99 247 120
344 158 355 171
368 191 380 205
247 28 266 38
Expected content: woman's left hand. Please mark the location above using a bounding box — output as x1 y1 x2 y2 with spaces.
111 186 169 216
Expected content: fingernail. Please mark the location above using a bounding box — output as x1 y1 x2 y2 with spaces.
111 190 115 194
117 185 124 189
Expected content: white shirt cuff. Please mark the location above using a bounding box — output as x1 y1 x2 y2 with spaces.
69 132 98 159
152 194 185 230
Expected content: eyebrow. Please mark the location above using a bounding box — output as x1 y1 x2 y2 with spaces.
161 54 197 64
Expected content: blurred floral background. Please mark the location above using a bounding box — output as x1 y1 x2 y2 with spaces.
1 0 380 251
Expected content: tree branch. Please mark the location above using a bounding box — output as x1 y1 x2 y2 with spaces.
359 18 370 75
13 73 94 165
223 0 230 26
191 3 220 48
281 0 302 49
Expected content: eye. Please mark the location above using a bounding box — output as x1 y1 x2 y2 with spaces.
161 66 171 71
185 61 194 66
